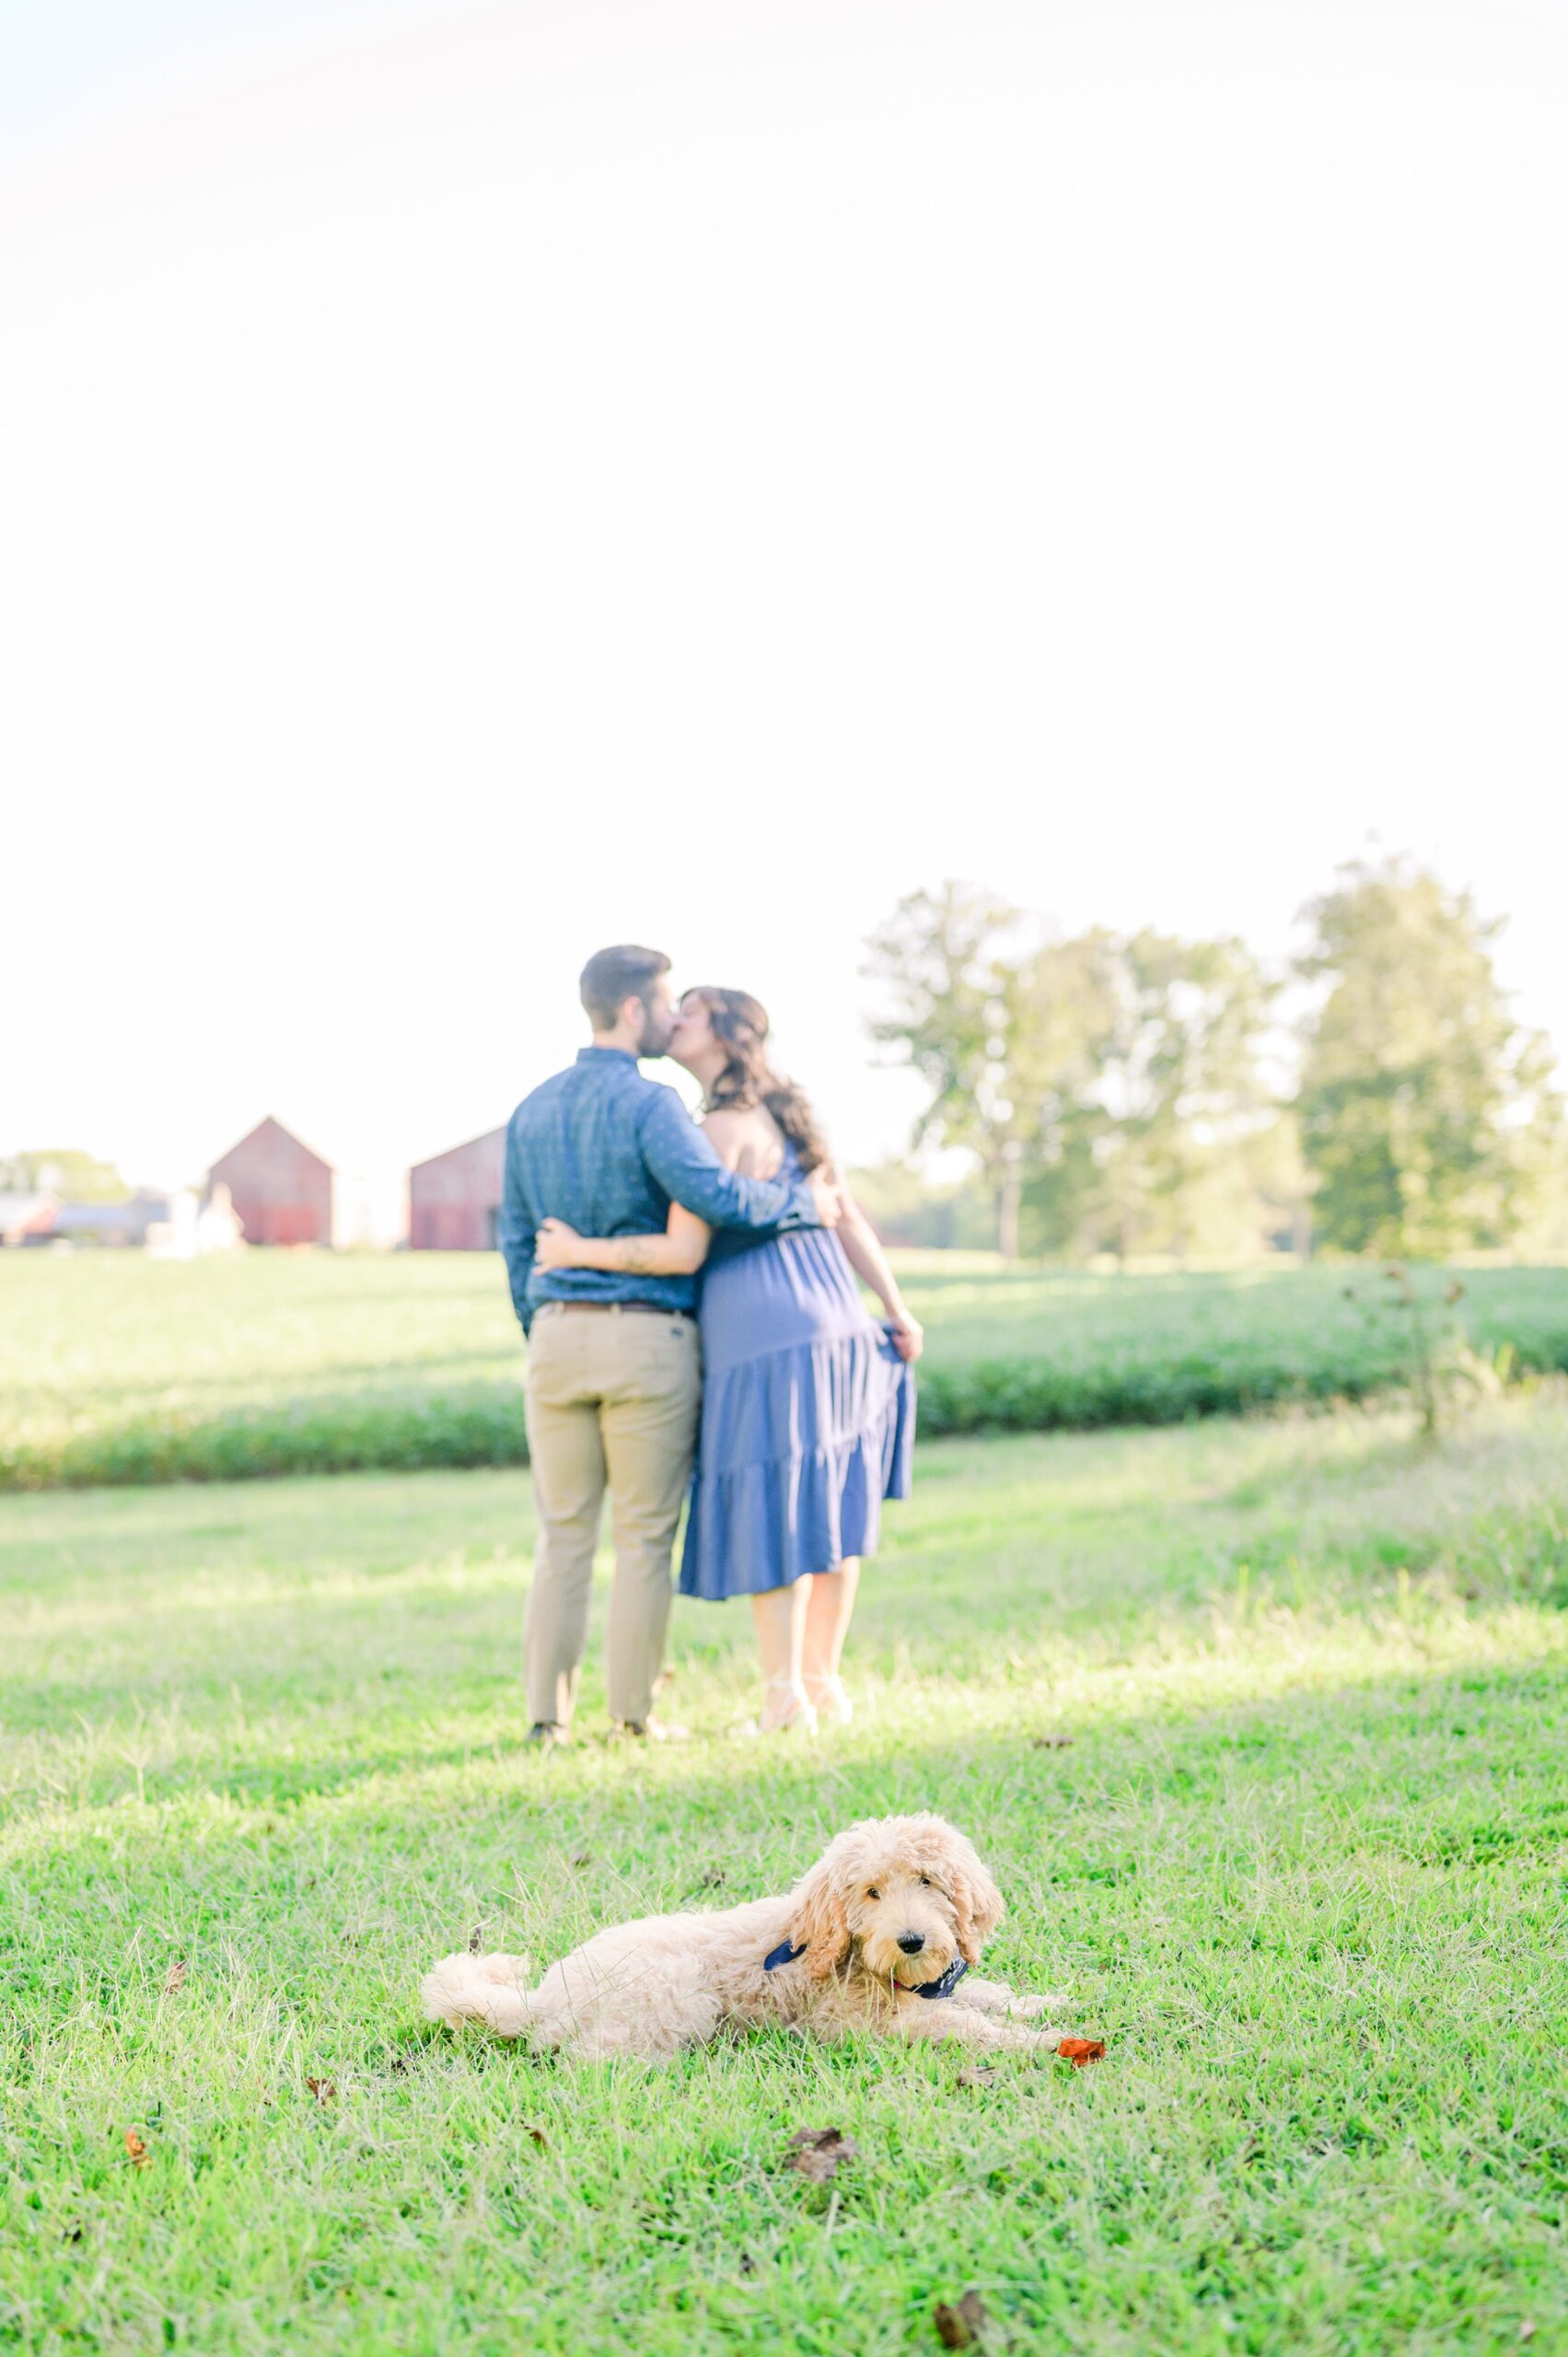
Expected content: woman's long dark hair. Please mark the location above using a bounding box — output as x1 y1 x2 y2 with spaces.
687 988 830 1174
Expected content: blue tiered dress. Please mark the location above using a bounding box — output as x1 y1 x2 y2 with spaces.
679 1146 916 1599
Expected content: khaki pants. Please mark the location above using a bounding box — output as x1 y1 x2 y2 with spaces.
522 1306 702 1727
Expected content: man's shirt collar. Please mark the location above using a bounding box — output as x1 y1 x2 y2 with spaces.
576 1046 638 1067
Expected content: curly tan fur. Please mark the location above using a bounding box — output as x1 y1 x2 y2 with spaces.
421 1813 1061 2064
787 1857 854 1979
953 1856 1005 1966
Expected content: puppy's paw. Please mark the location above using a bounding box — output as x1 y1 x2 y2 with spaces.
421 1954 475 2026
1005 1990 1064 2020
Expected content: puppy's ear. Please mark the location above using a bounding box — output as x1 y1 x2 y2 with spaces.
952 1851 1005 1967
788 1861 852 1980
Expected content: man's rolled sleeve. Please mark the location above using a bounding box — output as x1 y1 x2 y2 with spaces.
637 1090 819 1233
496 1125 537 1332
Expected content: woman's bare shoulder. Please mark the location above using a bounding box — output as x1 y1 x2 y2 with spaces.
702 1104 784 1175
700 1103 752 1138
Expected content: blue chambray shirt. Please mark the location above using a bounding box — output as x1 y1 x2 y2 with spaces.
498 1048 819 1334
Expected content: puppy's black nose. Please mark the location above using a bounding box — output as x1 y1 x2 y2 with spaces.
897 1933 925 1955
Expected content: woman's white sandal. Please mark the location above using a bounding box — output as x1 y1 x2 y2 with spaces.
741 1673 819 1737
803 1672 853 1728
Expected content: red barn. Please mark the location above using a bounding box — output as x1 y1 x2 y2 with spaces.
209 1117 334 1247
408 1126 506 1250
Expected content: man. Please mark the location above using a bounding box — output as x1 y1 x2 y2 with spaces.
499 945 835 1746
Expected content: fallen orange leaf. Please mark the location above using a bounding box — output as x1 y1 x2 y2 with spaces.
124 2131 150 2168
1056 2037 1107 2066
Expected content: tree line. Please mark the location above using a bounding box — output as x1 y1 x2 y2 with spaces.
865 855 1566 1262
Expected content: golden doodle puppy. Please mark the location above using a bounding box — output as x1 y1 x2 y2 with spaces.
423 1813 1059 2063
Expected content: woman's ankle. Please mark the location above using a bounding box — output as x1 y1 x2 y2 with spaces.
759 1674 815 1731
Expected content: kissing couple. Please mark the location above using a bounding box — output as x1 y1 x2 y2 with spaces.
498 944 923 1743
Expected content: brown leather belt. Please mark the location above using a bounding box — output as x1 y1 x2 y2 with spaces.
537 1300 693 1319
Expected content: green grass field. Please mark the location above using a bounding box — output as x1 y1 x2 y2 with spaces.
6 1249 1568 1488
4 1397 1567 2352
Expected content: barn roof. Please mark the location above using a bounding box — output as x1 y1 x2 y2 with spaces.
410 1125 507 1178
210 1116 334 1174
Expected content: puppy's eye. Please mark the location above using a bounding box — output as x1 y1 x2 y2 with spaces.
866 1887 879 1900
920 1875 932 1887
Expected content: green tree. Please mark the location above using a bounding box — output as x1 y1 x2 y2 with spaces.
865 882 1033 1255
0 1148 129 1202
1092 931 1276 1260
1238 1108 1313 1257
1296 857 1562 1256
1009 930 1123 1258
870 891 1277 1263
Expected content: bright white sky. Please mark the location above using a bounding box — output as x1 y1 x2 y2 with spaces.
5 0 1567 1236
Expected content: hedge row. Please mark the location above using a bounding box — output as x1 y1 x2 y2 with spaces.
7 1317 1568 1492
0 1386 528 1492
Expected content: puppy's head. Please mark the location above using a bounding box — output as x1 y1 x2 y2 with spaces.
786 1814 1005 1988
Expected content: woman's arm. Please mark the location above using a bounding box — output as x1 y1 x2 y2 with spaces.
829 1171 924 1361
533 1105 797 1279
534 1202 712 1277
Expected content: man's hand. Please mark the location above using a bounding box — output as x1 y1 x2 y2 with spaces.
534 1216 582 1271
809 1167 843 1228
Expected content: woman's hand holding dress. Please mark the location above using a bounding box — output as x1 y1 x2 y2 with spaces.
888 1312 924 1363
534 1217 583 1271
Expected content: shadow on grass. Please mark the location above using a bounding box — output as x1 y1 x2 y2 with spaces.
7 1642 1563 1852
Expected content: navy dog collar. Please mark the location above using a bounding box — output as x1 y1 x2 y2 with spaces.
911 1955 970 2001
763 1939 969 2001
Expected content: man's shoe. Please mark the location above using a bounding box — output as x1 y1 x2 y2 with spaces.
525 1721 568 1748
612 1716 690 1744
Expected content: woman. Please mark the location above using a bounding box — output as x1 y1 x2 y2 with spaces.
533 987 922 1733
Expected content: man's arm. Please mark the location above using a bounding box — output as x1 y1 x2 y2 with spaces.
495 1121 537 1331
637 1089 822 1233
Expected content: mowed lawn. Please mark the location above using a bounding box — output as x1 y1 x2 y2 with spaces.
3 1402 1568 2352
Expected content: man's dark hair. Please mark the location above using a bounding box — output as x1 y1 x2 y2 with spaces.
579 945 671 1031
